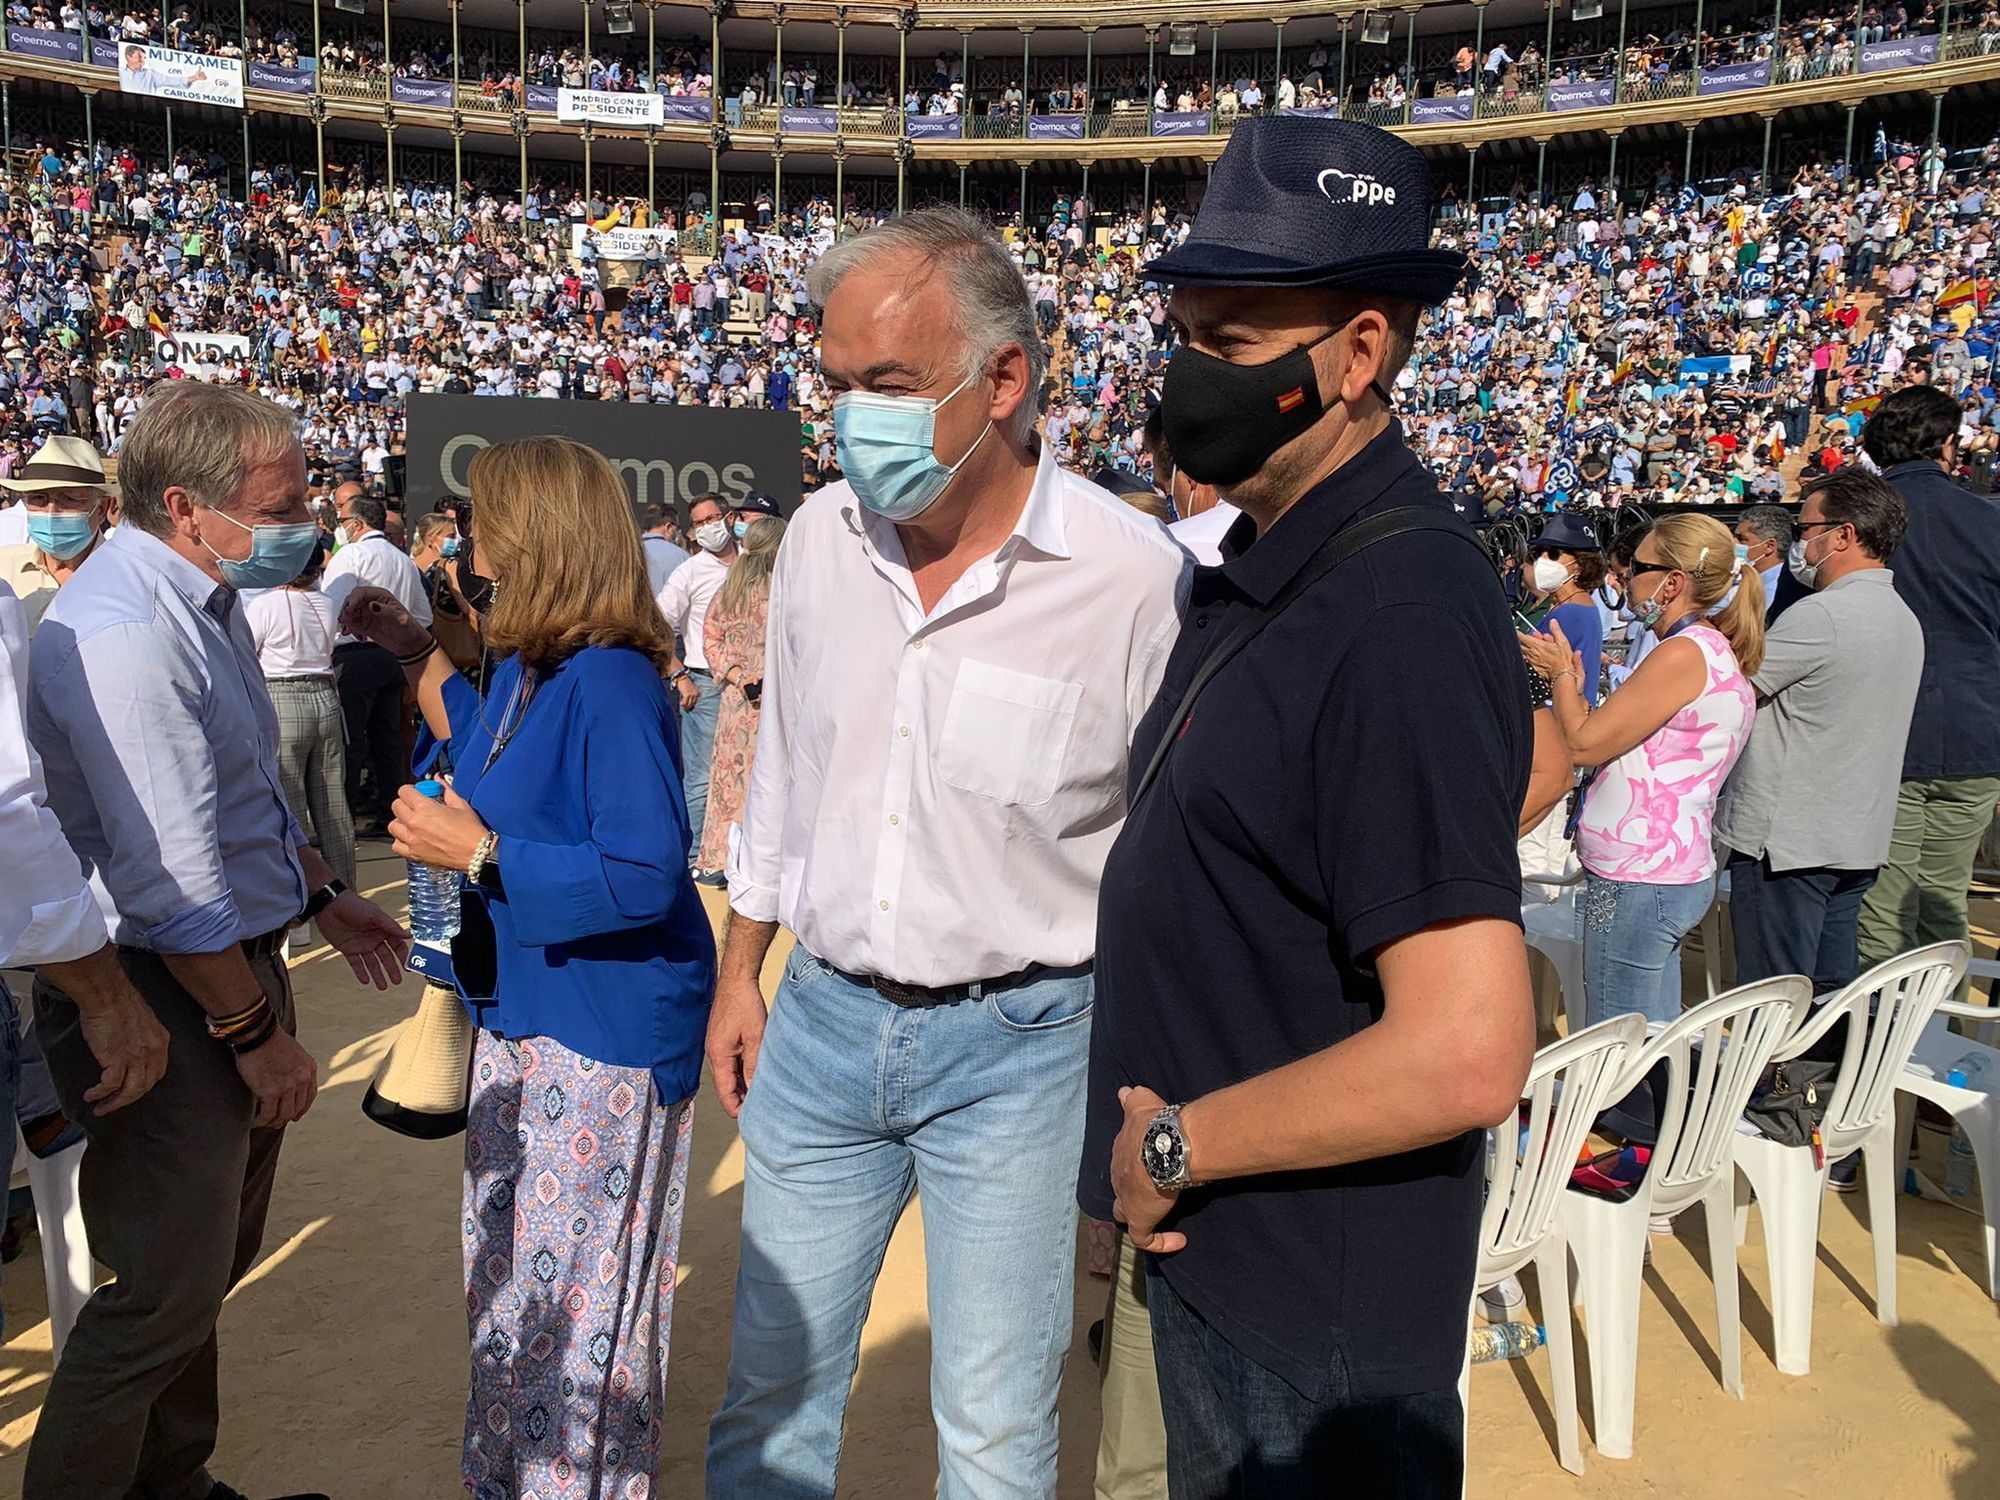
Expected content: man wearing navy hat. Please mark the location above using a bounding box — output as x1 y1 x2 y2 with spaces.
1083 117 1535 1496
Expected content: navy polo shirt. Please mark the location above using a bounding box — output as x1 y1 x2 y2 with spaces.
1082 420 1531 1401
1878 459 2000 779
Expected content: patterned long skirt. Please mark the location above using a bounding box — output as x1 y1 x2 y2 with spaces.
462 1030 695 1500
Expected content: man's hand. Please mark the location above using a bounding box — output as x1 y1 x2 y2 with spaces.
77 987 169 1114
674 672 700 712
1110 1085 1189 1255
316 889 410 989
38 944 170 1113
704 970 768 1119
336 583 431 658
235 1028 318 1128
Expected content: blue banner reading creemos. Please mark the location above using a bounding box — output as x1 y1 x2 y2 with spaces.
1859 34 1940 72
526 83 559 113
1547 78 1616 111
906 114 964 139
247 59 315 95
1028 114 1085 140
1697 59 1771 95
780 106 838 134
392 76 455 107
660 97 713 124
1152 110 1212 136
7 25 83 63
1411 95 1474 124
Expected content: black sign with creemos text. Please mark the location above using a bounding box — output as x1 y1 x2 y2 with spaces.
404 394 802 521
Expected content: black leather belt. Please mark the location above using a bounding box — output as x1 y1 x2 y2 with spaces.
240 927 290 960
687 666 712 677
118 925 290 963
829 961 1090 1008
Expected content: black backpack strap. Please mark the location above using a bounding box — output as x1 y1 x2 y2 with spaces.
1132 505 1487 809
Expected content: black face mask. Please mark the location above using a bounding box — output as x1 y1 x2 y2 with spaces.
455 540 497 614
1159 315 1396 487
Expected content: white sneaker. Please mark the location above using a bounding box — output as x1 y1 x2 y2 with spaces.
1480 1274 1526 1322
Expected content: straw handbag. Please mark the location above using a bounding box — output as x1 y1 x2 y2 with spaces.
362 982 474 1139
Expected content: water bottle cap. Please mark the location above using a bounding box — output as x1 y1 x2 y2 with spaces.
415 778 446 799
1949 1069 1969 1088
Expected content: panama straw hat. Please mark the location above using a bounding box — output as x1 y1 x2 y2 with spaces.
4 435 115 496
361 983 473 1139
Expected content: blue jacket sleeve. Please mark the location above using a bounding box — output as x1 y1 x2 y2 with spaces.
496 658 696 947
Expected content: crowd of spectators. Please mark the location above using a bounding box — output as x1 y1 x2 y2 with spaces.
4 116 2000 521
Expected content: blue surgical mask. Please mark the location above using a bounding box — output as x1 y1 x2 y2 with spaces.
440 536 463 559
25 507 99 560
834 375 992 522
199 506 322 590
732 518 749 540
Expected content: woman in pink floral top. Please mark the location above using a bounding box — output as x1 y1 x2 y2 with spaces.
1520 514 1765 1055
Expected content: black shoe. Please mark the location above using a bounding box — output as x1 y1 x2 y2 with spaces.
206 1484 331 1500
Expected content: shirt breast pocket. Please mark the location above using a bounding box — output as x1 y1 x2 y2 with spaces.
937 660 1084 808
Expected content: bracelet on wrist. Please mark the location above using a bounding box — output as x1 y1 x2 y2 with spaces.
227 1010 283 1054
466 830 500 884
207 993 273 1044
396 638 438 667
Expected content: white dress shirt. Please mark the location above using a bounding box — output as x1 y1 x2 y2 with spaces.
643 532 690 596
727 446 1190 985
1167 501 1243 567
319 527 433 645
0 501 25 548
0 580 107 967
243 586 338 678
655 547 729 671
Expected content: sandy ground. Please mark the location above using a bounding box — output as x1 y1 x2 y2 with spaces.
0 840 1995 1498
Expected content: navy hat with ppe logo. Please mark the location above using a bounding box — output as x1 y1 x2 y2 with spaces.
1145 117 1467 305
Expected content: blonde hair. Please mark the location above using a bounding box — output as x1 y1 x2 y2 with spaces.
1644 513 1766 677
715 513 786 620
468 437 674 674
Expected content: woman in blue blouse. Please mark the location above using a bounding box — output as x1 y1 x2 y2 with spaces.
338 436 715 1500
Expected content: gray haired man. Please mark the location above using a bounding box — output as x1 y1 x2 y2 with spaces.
24 381 408 1500
703 208 1189 1497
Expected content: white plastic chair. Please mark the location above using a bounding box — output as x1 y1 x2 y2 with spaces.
1562 977 1810 1459
12 1123 92 1363
1522 869 1586 1040
1464 1013 1645 1478
1896 994 2000 1299
1693 869 1733 998
1734 941 1970 1375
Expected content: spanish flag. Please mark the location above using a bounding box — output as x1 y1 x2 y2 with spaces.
1275 386 1307 415
1610 357 1636 386
592 207 622 233
316 330 333 363
1844 393 1882 419
1940 277 1980 310
147 308 168 335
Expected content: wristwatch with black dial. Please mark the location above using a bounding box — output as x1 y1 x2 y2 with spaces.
1141 1103 1196 1193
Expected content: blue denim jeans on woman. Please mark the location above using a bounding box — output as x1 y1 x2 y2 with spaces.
1583 872 1715 1141
705 947 1092 1500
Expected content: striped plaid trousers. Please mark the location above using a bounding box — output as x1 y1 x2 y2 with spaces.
267 675 357 892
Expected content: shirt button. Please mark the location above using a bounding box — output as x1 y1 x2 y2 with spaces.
889 813 901 826
911 638 925 650
899 724 911 738
1195 613 1210 629
878 898 890 911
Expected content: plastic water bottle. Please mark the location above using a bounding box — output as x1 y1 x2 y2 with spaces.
1468 1321 1545 1365
405 778 462 983
1950 1051 1992 1092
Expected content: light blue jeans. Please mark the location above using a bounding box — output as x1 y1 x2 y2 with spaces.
705 948 1092 1500
679 669 724 861
0 978 20 1344
1582 871 1716 1029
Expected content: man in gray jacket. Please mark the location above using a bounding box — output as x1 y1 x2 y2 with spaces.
1719 468 1924 998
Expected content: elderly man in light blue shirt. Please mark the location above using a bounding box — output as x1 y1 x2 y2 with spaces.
21 379 408 1500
